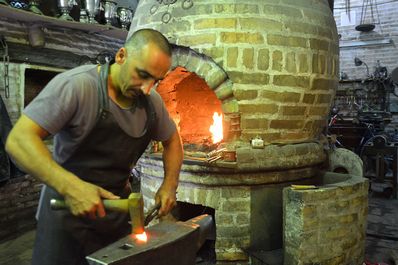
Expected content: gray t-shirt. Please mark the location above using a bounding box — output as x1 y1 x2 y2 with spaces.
23 64 176 164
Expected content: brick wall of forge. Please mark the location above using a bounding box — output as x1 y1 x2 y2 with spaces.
130 0 339 146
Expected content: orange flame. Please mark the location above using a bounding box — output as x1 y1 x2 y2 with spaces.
209 112 223 144
134 231 148 242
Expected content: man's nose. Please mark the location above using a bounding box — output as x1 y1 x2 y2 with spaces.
140 79 156 95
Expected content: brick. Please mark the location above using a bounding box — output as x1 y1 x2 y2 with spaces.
220 32 264 44
284 21 318 35
201 47 225 60
312 53 320 73
302 93 315 104
242 48 254 69
227 47 238 68
178 33 217 46
214 4 259 14
170 4 213 17
233 89 258 100
308 106 329 116
214 80 233 100
285 52 296 73
239 18 283 31
298 53 309 73
267 34 307 48
311 77 337 91
258 48 269 71
270 120 304 129
194 18 237 30
239 103 278 114
262 91 301 103
263 4 303 18
227 71 269 85
272 50 283 71
282 106 306 116
273 75 310 88
221 99 239 113
221 200 250 212
310 38 330 51
241 117 269 129
316 94 332 104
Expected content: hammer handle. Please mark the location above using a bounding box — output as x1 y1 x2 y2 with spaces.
50 199 129 212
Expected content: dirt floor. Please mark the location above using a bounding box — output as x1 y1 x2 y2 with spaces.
0 195 397 265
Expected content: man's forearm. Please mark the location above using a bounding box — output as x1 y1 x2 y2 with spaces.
161 130 183 190
5 116 82 196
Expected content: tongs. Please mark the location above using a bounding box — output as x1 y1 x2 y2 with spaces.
144 203 161 226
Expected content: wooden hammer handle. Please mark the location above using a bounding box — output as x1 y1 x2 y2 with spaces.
50 198 129 212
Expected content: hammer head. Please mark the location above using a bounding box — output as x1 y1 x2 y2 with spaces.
128 193 145 234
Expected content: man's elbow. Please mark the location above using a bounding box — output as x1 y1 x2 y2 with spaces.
5 129 20 157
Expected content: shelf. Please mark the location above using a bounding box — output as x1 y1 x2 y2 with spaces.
0 5 127 40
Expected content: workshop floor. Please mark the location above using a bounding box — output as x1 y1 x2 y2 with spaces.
0 195 397 265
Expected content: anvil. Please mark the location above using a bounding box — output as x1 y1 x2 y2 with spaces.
86 214 215 265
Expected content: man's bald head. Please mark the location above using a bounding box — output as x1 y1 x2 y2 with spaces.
125 28 171 57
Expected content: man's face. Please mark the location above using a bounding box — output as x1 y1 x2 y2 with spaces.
118 42 171 98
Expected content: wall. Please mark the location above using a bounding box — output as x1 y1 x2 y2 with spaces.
333 0 398 126
283 172 369 265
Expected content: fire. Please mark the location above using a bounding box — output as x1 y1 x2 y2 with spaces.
134 231 148 242
209 112 223 143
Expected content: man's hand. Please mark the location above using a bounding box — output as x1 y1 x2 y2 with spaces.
155 183 177 216
64 181 120 219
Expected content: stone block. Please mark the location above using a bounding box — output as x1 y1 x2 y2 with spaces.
273 75 310 88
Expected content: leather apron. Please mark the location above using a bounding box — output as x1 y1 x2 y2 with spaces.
32 63 156 265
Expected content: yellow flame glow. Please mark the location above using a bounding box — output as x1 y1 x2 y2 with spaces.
135 231 148 242
209 112 223 143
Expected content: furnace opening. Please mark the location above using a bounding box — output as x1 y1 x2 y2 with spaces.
156 66 223 152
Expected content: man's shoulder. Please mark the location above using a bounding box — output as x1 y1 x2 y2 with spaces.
57 64 97 81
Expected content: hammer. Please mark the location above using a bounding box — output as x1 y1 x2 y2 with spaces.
50 192 146 234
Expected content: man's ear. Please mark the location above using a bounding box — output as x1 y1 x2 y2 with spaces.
115 47 127 64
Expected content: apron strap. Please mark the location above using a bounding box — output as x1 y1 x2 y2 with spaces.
97 63 110 120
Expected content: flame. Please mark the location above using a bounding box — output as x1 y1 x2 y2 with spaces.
209 112 223 144
134 231 148 242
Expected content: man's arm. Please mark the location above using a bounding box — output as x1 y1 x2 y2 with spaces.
155 129 183 216
5 114 119 218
